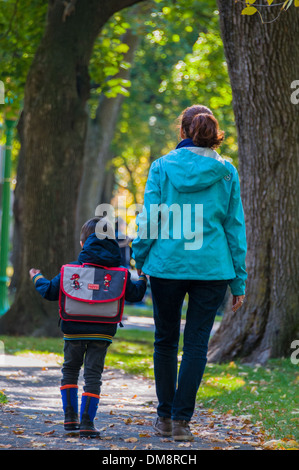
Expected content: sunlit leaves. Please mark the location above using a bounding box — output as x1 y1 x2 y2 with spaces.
109 1 239 207
146 29 167 45
240 0 299 20
105 78 131 98
241 0 258 15
0 0 47 113
169 30 236 161
172 34 181 43
282 0 295 9
111 1 228 203
241 6 258 16
89 15 133 100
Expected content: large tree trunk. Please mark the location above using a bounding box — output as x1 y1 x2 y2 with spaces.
0 0 144 336
208 2 299 364
75 27 140 248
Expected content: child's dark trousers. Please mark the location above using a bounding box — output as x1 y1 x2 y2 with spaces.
61 340 110 395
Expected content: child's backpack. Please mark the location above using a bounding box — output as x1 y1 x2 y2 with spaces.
59 263 128 324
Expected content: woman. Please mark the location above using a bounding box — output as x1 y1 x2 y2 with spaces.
132 105 247 441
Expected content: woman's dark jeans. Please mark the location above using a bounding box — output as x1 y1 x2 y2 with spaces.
150 277 228 422
61 340 110 395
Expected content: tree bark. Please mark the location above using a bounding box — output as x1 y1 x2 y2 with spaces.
0 0 144 336
208 2 299 363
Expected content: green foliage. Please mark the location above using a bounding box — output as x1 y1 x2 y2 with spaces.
0 0 237 201
110 0 237 204
0 0 47 113
89 14 133 110
0 1 47 169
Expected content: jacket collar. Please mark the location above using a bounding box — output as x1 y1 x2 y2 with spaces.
176 138 196 149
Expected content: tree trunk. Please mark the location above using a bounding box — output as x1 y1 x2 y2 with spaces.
208 2 299 364
0 0 144 336
75 27 140 248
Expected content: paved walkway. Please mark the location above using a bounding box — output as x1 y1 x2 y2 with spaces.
0 353 263 453
122 315 220 335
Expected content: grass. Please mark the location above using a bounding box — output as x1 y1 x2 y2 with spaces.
123 302 223 323
0 328 298 442
123 304 154 318
107 330 156 377
197 360 299 442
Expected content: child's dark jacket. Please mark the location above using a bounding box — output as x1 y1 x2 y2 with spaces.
32 233 146 342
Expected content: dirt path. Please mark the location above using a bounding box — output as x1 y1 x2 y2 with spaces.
0 354 263 453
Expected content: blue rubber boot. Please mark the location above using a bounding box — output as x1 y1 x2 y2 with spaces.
60 385 79 431
79 393 100 438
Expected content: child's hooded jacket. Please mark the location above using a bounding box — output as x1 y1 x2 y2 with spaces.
33 233 146 341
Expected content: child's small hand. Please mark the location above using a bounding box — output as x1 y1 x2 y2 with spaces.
29 268 41 280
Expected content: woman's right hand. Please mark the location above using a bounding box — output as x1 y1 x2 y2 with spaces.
232 295 245 312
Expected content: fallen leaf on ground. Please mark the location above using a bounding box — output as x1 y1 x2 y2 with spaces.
43 430 55 436
110 445 129 450
124 437 138 443
123 418 132 425
31 442 46 448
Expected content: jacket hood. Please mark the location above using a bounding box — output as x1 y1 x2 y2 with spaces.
77 233 121 267
162 146 231 193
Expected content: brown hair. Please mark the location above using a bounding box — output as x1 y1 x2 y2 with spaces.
80 217 102 244
180 105 225 149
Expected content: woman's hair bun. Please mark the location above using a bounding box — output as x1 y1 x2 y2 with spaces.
180 105 225 149
189 113 225 149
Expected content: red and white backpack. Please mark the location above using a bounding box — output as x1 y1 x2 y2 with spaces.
59 263 128 324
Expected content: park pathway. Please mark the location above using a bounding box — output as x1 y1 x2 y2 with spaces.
0 353 263 453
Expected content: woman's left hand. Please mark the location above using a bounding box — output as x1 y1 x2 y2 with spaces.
232 295 245 312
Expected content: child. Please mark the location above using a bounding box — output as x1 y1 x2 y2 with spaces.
29 217 147 438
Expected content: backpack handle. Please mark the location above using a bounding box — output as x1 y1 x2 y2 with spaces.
82 263 127 272
82 263 108 269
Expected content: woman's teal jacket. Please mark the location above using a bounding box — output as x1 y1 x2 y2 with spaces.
132 142 247 296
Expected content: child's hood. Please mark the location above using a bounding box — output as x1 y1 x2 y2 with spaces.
77 233 122 267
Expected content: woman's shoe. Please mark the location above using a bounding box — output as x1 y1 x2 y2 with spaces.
153 416 172 436
172 420 194 441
